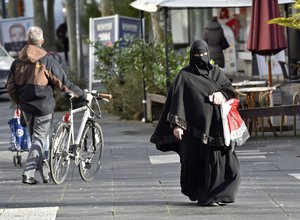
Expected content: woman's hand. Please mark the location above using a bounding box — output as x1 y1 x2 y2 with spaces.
173 126 184 140
209 92 226 105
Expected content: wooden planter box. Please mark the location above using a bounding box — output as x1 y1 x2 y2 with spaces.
146 93 166 122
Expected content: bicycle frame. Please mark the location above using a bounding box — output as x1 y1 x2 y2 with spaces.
66 98 92 149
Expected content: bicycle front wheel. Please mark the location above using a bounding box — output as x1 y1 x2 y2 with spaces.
78 121 104 182
50 122 70 184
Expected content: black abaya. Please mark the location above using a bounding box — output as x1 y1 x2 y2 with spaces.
150 40 240 204
180 132 240 204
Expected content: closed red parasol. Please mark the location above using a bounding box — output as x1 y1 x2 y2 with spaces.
247 0 288 86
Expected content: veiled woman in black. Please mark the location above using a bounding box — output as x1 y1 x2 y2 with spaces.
150 40 240 206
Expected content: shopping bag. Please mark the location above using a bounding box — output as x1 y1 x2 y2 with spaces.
220 98 250 150
8 109 29 151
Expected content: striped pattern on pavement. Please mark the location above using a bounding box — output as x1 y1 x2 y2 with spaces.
0 207 59 220
289 173 300 180
149 149 267 165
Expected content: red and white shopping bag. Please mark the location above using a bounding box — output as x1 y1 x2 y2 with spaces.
220 98 250 149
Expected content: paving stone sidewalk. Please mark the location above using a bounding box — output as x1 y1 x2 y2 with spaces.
1 98 300 219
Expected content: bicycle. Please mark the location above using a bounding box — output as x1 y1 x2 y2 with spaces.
49 90 111 184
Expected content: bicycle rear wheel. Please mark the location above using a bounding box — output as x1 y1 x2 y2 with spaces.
78 121 104 181
50 122 70 184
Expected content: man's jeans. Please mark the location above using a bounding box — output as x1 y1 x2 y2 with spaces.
22 113 52 179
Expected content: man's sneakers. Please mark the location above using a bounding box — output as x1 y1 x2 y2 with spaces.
22 175 39 185
22 174 50 185
22 160 51 185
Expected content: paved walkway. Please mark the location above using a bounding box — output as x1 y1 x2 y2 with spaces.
1 96 300 219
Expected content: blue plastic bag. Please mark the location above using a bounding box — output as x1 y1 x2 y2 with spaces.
8 111 29 151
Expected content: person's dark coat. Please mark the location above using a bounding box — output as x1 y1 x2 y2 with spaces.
150 40 240 205
7 45 86 116
204 17 228 68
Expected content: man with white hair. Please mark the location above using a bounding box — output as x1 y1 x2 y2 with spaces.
7 26 92 184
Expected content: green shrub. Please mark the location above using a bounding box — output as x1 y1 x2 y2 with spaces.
93 38 189 120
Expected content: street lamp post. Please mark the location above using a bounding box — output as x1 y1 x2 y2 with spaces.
140 11 147 122
163 7 170 90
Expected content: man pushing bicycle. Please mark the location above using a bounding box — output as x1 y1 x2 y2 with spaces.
7 26 92 185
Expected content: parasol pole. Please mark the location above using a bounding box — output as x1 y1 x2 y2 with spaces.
268 55 274 125
268 55 273 87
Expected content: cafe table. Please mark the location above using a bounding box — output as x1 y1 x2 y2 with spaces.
235 85 280 136
235 86 278 107
232 80 267 88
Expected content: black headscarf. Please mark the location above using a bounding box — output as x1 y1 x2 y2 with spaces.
189 39 213 72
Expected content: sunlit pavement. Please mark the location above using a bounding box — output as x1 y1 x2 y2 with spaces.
1 94 300 220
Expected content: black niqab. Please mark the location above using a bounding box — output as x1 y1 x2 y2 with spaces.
189 39 213 72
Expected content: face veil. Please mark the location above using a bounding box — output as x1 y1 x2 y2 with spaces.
189 40 213 71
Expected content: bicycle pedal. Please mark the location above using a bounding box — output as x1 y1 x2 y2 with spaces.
69 144 79 156
84 163 91 169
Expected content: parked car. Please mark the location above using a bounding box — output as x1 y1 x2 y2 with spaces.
0 44 14 95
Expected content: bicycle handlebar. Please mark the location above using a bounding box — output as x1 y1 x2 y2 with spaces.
98 93 112 100
88 90 112 101
65 90 112 103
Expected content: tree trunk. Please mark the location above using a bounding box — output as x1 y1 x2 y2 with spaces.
65 0 77 79
47 0 56 51
151 11 164 44
101 0 115 16
33 0 49 50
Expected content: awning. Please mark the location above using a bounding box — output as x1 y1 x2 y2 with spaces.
130 0 295 12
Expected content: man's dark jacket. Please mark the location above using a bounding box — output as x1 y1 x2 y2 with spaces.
7 45 86 116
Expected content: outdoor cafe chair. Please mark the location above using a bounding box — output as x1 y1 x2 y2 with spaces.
278 82 300 135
